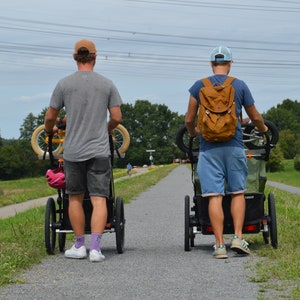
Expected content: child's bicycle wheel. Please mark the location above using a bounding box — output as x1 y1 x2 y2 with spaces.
175 125 200 154
31 125 64 157
31 124 130 157
243 120 279 150
112 124 130 155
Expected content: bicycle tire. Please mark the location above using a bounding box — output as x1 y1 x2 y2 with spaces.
32 124 130 156
176 125 200 154
31 125 64 156
243 120 279 150
114 124 130 154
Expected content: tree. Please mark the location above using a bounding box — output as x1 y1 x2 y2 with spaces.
117 100 185 167
19 107 66 141
36 107 49 126
263 99 300 132
0 139 47 180
19 113 37 141
278 129 298 159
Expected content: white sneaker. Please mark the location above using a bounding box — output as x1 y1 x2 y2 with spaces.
65 245 87 259
89 249 105 262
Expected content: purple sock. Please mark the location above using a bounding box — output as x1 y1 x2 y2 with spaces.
75 235 85 249
90 233 102 252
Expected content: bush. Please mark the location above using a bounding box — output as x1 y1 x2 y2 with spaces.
294 154 300 171
267 146 284 172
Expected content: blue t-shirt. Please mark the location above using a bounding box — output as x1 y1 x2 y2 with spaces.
189 74 255 151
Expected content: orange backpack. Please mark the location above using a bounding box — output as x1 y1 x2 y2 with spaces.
196 76 238 142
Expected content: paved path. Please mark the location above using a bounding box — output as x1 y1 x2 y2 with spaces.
0 165 260 299
267 180 300 195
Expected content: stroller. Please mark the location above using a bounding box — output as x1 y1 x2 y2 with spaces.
176 120 279 251
44 133 126 255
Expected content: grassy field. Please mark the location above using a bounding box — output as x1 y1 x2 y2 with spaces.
266 160 300 188
0 162 299 298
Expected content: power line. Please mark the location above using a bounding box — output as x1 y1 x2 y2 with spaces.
0 16 300 48
126 0 300 12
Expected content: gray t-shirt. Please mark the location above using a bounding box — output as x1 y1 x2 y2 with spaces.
50 71 122 161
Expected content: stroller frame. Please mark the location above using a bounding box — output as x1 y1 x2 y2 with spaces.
176 120 279 251
44 135 125 255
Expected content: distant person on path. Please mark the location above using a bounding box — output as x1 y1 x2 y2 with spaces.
44 39 123 262
185 46 267 259
127 162 132 176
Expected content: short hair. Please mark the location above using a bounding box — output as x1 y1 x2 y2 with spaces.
73 47 96 63
211 54 231 66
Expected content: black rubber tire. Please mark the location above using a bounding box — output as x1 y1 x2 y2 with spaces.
184 195 191 251
268 193 278 249
115 196 125 254
45 197 56 255
58 233 66 252
243 120 279 150
176 125 200 154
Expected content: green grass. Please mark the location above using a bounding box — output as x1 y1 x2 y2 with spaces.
0 177 55 207
267 160 300 188
0 207 46 285
246 185 300 299
0 164 177 286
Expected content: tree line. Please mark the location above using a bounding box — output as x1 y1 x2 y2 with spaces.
0 98 299 180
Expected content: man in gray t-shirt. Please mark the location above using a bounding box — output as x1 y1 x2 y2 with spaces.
44 39 122 262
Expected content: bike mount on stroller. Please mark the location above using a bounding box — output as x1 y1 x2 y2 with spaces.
44 133 125 255
176 120 279 251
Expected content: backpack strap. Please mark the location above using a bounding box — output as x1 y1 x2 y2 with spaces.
223 76 235 85
201 77 213 87
201 76 235 87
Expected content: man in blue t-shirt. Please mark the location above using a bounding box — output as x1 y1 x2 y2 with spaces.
185 46 267 259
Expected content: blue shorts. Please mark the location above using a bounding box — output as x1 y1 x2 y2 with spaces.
197 146 248 196
64 157 111 198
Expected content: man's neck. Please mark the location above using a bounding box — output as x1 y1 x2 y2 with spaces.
77 62 94 71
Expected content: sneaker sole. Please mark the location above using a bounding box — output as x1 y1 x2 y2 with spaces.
231 245 250 255
214 254 228 259
65 254 87 259
90 257 105 262
89 255 105 262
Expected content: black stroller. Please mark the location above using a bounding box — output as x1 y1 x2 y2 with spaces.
44 134 125 255
176 120 279 251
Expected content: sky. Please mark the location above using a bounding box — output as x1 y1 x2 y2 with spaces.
0 0 299 139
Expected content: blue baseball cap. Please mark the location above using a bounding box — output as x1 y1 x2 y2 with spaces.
210 46 232 62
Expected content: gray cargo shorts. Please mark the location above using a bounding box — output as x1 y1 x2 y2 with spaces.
63 157 111 198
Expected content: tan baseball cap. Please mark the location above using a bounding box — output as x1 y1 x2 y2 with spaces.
74 39 97 54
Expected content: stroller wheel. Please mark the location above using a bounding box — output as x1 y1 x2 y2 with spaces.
268 193 278 249
184 195 192 251
45 197 57 254
59 233 66 252
115 196 125 254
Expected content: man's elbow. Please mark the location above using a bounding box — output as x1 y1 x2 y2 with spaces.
185 114 195 126
112 115 122 125
45 108 59 122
